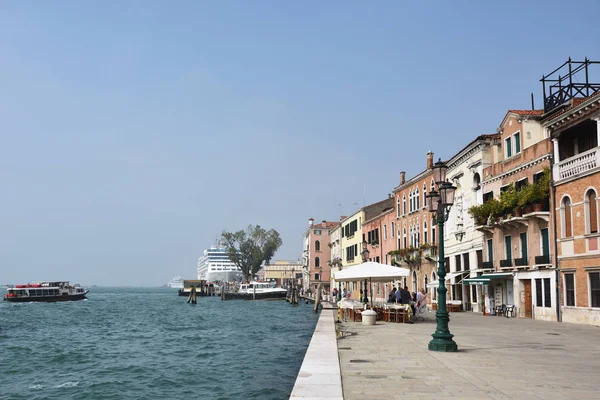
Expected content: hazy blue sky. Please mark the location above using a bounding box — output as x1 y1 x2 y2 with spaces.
0 1 598 286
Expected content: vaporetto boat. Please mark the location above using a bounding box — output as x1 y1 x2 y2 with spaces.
3 281 88 302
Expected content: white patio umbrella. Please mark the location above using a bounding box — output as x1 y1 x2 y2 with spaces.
335 262 410 306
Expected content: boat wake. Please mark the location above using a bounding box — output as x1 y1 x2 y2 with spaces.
28 381 79 389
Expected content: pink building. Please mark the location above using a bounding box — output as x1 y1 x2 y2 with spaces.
302 218 337 292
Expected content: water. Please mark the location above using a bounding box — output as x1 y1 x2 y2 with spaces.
0 287 319 400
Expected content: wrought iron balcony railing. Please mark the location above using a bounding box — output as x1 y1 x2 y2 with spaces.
500 259 513 268
480 261 493 269
514 257 529 267
535 254 551 265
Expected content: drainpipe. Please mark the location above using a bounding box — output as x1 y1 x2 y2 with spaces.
551 157 562 322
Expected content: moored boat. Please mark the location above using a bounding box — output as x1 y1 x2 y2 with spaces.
3 281 88 303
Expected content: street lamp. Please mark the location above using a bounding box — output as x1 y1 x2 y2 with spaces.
361 240 370 304
426 158 458 352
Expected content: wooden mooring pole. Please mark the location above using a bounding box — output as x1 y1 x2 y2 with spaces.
314 283 322 313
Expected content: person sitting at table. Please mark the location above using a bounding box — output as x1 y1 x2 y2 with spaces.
395 286 403 303
387 292 394 303
342 287 347 298
390 287 397 302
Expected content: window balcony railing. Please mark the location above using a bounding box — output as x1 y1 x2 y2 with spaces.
514 257 528 267
480 261 494 269
500 259 513 268
553 146 600 183
535 254 551 265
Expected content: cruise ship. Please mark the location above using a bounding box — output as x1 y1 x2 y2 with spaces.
197 242 242 283
167 275 184 289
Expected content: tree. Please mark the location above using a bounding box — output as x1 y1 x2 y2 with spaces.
221 225 283 282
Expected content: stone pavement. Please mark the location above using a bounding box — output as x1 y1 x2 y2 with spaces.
338 311 600 400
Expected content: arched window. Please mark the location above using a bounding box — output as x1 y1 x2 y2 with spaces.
424 275 428 294
585 189 598 234
424 221 428 244
423 183 427 208
431 217 436 244
315 257 320 268
396 196 401 217
473 173 481 190
431 271 437 300
431 179 435 192
416 188 420 209
409 190 413 212
562 196 573 238
412 271 418 292
403 195 407 215
315 240 320 251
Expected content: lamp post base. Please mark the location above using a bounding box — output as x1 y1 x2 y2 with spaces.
428 333 458 352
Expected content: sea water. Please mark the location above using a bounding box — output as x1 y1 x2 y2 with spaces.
0 287 319 400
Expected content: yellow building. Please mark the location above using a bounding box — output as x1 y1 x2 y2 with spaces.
264 260 303 287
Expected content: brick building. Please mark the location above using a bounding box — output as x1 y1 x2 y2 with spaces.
545 91 600 326
302 218 338 293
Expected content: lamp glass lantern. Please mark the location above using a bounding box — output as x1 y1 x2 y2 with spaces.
427 190 440 213
432 159 448 185
439 182 456 207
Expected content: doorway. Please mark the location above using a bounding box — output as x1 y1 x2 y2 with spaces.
523 280 532 318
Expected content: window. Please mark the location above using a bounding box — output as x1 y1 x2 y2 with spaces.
565 273 575 306
533 171 544 184
473 173 481 191
424 276 428 294
585 189 598 234
315 241 320 251
384 224 387 240
431 218 436 245
416 188 420 210
476 250 483 268
423 183 427 208
444 257 450 273
544 278 551 308
423 221 428 244
314 257 320 268
483 191 494 203
535 278 543 307
403 195 406 215
315 273 320 280
463 253 470 270
514 131 521 154
314 229 322 235
591 272 600 308
455 255 462 271
504 236 512 260
515 178 528 191
432 272 437 300
397 196 401 217
471 284 477 301
487 239 493 263
391 222 395 238
505 137 512 158
562 197 573 237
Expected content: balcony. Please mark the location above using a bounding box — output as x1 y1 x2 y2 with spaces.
480 261 494 270
553 146 600 184
423 246 437 260
514 257 529 267
535 254 551 265
500 259 513 268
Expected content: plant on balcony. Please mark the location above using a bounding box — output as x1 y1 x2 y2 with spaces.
327 242 333 248
499 185 518 219
371 240 379 246
468 198 501 226
419 242 432 250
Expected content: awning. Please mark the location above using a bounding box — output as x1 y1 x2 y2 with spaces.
334 262 411 282
426 271 470 288
463 272 514 285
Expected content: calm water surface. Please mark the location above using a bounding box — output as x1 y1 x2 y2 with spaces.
0 287 319 400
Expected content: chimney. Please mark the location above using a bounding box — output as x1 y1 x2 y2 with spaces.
322 220 326 224
400 171 406 185
308 218 314 226
427 151 434 170
388 193 392 199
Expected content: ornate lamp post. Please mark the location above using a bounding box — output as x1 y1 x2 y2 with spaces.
361 240 370 304
426 158 458 352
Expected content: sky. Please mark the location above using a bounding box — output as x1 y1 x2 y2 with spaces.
0 1 598 286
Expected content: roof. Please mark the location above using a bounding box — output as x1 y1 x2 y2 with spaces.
363 198 394 221
312 221 338 229
543 91 600 125
498 109 544 130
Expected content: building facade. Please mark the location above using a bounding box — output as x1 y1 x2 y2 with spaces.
472 110 556 321
546 93 600 326
392 152 438 303
264 260 304 287
302 218 337 292
443 134 497 313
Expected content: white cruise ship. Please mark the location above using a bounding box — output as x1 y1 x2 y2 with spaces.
197 242 242 283
167 275 184 289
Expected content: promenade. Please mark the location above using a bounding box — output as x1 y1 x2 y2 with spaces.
338 311 600 400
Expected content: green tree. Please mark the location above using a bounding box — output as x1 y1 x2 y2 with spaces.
221 225 283 282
